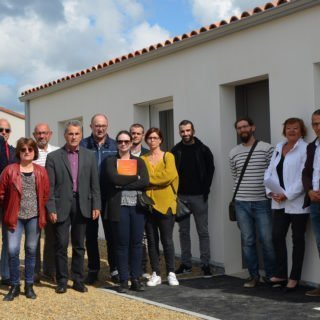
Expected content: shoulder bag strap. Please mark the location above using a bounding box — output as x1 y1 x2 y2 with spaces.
232 140 259 201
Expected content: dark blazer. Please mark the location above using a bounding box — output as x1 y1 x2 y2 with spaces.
46 146 101 222
0 135 16 175
302 138 317 208
101 154 149 222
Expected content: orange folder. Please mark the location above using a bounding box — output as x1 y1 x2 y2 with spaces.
117 159 137 176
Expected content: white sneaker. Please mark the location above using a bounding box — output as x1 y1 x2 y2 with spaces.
167 272 179 286
146 272 162 287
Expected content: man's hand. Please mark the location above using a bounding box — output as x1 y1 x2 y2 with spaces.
49 212 57 224
92 209 100 220
309 190 320 202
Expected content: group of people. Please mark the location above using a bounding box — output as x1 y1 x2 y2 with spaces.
229 110 320 297
3 109 320 302
0 114 215 300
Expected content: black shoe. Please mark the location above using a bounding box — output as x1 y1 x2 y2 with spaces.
72 282 88 293
175 264 192 275
130 279 145 292
1 278 11 286
3 285 20 301
34 273 41 284
202 265 213 278
117 281 129 293
55 284 67 294
25 284 37 299
42 272 57 284
283 285 298 293
85 272 98 285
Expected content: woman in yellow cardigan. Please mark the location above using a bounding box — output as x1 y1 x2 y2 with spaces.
141 127 179 287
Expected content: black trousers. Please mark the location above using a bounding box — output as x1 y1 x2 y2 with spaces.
145 210 175 275
54 196 88 285
272 209 309 280
85 217 117 274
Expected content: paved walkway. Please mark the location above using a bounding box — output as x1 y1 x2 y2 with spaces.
103 275 320 320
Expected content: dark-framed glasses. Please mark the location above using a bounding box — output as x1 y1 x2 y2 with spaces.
117 140 130 145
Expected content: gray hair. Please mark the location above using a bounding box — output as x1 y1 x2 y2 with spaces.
64 119 83 134
90 114 108 124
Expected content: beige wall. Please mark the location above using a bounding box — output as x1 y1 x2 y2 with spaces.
26 5 320 283
0 111 25 146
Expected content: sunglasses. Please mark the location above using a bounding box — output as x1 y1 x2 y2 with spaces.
0 128 11 133
20 147 34 153
117 140 130 145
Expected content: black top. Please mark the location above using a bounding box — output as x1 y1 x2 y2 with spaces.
276 154 286 190
101 153 149 222
178 143 202 195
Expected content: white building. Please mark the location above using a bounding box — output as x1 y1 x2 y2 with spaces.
19 0 320 284
0 106 25 146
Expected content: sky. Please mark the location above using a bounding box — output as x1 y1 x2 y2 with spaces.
0 0 266 113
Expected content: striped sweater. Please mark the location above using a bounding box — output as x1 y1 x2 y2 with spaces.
229 141 274 201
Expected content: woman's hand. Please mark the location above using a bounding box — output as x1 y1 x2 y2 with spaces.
271 193 287 204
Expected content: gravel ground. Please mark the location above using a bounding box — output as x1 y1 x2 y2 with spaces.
0 229 201 320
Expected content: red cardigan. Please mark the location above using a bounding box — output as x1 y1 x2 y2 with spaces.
0 163 50 230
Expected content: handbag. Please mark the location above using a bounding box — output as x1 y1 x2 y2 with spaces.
229 140 259 222
137 192 154 213
170 184 192 222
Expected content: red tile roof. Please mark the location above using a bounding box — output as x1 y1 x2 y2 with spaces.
21 0 290 97
0 106 25 119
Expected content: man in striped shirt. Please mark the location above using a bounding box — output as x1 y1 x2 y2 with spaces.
229 117 275 288
33 123 59 283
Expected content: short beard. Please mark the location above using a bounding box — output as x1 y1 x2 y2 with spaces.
240 133 252 143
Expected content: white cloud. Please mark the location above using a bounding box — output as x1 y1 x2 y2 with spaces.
128 22 170 52
0 0 170 112
189 0 268 25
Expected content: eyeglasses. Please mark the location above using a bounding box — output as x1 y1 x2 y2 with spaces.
0 128 11 133
35 131 49 135
117 140 130 145
147 136 159 140
20 147 34 153
236 125 250 131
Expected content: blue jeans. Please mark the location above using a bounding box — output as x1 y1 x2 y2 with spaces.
235 200 275 278
310 202 320 255
7 218 40 285
111 206 145 281
0 223 10 280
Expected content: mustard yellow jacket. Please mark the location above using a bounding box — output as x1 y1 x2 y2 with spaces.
141 152 179 214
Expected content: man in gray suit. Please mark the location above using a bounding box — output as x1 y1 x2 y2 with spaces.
46 120 101 294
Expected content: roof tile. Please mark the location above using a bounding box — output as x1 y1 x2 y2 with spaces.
21 0 291 97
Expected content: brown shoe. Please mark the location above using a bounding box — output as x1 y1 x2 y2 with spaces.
306 287 320 296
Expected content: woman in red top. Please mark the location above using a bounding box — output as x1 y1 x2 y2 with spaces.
0 138 50 301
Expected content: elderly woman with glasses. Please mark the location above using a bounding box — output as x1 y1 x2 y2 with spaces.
0 138 50 301
101 130 149 293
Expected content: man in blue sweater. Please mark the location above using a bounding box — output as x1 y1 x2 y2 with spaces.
81 114 117 284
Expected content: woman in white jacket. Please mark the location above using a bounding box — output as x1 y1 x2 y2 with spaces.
264 118 309 292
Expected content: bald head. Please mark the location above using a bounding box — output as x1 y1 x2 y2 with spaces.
33 123 53 150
